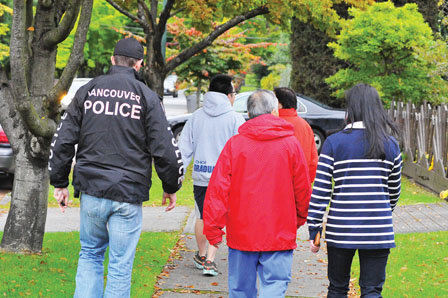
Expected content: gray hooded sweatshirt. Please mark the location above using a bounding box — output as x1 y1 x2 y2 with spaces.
179 91 245 186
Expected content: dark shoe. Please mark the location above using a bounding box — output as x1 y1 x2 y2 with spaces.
203 260 218 276
193 252 206 269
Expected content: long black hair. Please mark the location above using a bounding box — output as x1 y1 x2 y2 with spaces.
345 84 399 159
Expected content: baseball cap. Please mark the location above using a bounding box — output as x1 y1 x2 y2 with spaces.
113 38 144 60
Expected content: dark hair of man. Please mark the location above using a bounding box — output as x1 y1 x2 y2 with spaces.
345 83 399 159
209 74 234 95
113 55 140 68
274 87 297 109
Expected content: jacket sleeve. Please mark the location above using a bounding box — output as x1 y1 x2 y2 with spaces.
48 94 83 188
307 139 334 241
307 125 318 182
178 116 194 170
145 96 183 194
292 139 312 228
388 152 402 211
203 140 232 246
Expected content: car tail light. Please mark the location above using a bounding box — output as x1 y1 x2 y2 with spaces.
0 130 9 144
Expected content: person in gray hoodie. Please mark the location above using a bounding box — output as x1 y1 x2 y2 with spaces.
179 74 245 276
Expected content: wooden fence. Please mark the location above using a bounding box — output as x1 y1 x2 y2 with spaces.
388 102 448 194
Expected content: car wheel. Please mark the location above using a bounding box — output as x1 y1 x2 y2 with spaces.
173 91 178 98
173 125 184 143
313 129 325 153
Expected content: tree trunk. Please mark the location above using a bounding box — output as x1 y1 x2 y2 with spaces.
145 64 165 98
1 152 49 253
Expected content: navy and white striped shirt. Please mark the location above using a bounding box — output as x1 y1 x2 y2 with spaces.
307 122 402 249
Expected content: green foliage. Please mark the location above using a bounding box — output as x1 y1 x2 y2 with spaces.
260 64 285 89
0 2 12 63
56 1 131 76
350 231 448 297
326 1 448 104
166 16 277 92
0 231 178 297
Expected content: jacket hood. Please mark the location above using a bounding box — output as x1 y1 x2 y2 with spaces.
239 114 294 141
202 91 233 117
279 108 298 117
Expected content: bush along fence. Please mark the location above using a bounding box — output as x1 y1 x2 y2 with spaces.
388 102 448 195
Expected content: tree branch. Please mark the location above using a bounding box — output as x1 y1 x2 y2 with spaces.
170 8 185 18
150 0 157 21
10 0 30 101
42 0 82 49
106 0 142 24
16 100 57 139
165 6 269 73
47 0 93 120
137 0 154 32
0 79 28 153
157 0 175 36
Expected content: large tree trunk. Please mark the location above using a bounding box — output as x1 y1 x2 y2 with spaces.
0 0 92 254
1 152 49 253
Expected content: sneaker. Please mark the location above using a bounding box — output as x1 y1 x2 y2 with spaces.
193 252 206 269
203 260 218 276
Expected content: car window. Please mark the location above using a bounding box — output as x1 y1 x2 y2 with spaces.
297 99 307 113
234 93 308 114
233 94 250 112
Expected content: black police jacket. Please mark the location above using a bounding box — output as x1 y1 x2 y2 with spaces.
49 66 183 203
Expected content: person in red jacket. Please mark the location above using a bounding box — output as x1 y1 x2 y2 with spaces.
274 87 318 182
203 90 312 298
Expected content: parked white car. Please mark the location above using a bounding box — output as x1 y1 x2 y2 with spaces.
60 78 92 111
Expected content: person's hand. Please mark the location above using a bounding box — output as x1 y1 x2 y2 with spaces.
162 192 176 211
309 240 320 254
54 188 69 213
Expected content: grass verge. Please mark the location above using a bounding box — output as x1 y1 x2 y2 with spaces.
45 166 195 208
0 231 178 298
399 176 441 205
350 231 448 297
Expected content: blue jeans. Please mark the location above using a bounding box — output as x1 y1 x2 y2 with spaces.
228 248 293 298
327 246 390 298
74 194 142 298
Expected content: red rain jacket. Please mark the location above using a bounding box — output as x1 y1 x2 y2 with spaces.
279 108 318 182
203 114 311 251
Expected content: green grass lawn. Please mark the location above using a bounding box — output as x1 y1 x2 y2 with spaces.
350 231 448 297
0 231 178 298
45 166 195 208
399 177 441 205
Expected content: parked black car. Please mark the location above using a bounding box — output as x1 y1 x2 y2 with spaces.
167 91 346 152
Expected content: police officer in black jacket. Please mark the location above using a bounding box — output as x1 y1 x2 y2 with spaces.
49 38 183 298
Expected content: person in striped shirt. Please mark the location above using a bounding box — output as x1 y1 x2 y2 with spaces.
307 83 402 298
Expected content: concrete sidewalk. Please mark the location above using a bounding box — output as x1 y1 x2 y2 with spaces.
0 205 192 233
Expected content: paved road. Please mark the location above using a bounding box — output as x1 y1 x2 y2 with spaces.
164 92 188 117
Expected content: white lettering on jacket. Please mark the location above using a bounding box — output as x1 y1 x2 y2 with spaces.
86 88 143 120
88 88 141 104
84 100 141 120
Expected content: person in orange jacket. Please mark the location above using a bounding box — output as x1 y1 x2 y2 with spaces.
203 90 312 298
274 87 318 182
